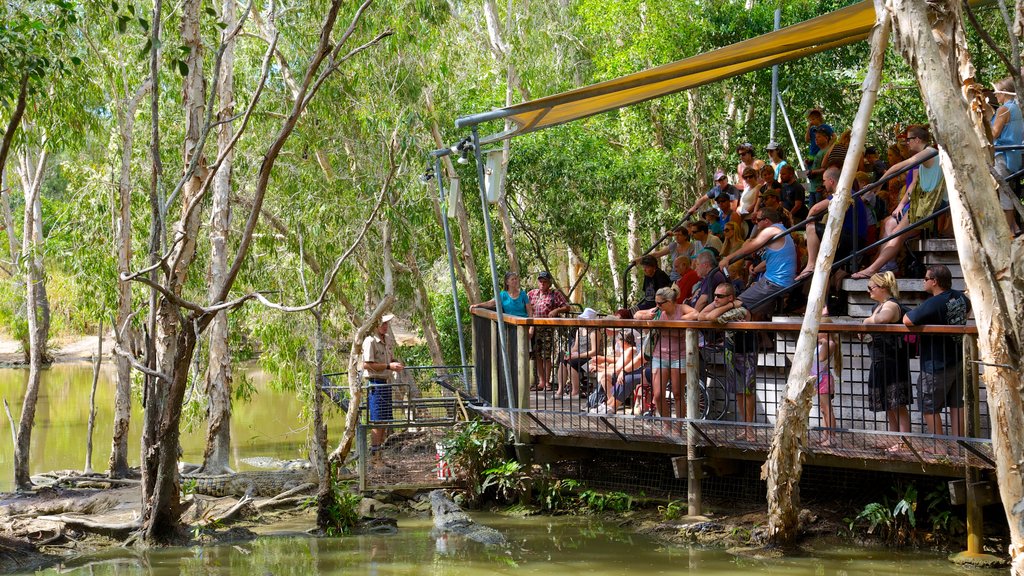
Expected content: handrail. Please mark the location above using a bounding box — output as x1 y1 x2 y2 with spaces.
469 307 977 334
620 213 697 310
744 204 949 312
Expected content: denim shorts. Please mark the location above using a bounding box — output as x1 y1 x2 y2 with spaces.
652 356 685 369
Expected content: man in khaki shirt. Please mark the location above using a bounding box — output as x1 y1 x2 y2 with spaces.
363 313 403 452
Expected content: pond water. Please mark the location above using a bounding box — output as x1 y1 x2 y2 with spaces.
13 514 967 575
0 364 310 492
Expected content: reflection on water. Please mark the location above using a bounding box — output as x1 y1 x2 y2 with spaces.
0 364 312 492
22 515 958 575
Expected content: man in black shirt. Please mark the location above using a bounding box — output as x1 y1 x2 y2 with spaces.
778 164 807 222
633 255 672 314
904 265 970 436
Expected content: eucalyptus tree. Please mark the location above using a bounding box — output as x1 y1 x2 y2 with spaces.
1 0 87 491
116 0 393 540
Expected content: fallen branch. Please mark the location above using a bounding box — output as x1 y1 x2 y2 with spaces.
35 515 141 539
256 482 315 510
206 494 253 525
256 496 310 511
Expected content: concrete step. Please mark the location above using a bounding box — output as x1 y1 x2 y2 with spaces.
840 278 967 293
922 255 961 269
908 238 958 252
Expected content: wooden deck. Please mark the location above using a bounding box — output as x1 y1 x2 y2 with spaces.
472 393 995 478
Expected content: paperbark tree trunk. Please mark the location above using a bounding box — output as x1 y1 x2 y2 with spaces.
424 89 482 303
604 220 622 297
405 251 445 366
109 80 150 479
202 0 237 476
762 0 889 547
330 218 394 464
12 146 49 490
687 90 709 205
887 0 1024 568
16 150 51 363
627 209 641 296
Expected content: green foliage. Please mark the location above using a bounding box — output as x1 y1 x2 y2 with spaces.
578 489 633 513
534 466 580 513
482 460 530 503
923 482 965 536
658 499 686 521
440 420 508 502
847 482 919 546
319 485 362 537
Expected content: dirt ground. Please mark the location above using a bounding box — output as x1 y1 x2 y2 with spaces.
0 333 107 365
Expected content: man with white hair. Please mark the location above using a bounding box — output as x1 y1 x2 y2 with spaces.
556 308 602 398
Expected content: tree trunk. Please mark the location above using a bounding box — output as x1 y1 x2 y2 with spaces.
721 90 737 158
604 220 622 297
627 209 641 297
687 90 709 206
109 80 150 479
423 89 481 303
202 0 237 475
406 251 445 366
12 147 49 490
888 0 1024 567
330 218 394 464
312 308 335 531
762 0 889 547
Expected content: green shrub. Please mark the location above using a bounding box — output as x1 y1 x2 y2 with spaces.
440 420 508 503
482 460 529 503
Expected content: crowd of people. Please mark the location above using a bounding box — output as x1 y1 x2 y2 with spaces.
464 88 1010 440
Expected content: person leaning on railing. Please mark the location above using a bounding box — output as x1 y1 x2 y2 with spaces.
903 265 970 438
470 270 533 318
634 286 687 419
861 271 912 447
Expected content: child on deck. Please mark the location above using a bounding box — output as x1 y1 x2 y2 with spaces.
813 330 840 447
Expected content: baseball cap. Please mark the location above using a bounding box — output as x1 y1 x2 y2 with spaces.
817 124 834 138
537 270 553 280
713 170 727 181
766 141 779 151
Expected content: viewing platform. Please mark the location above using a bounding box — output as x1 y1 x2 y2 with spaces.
469 309 992 479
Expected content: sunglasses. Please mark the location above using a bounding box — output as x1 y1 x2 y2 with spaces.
714 293 731 298
655 300 670 306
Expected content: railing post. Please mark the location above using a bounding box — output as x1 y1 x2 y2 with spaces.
515 324 532 445
685 328 702 516
490 319 500 407
357 424 368 492
963 334 983 555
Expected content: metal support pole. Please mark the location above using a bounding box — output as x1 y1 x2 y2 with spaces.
470 126 517 411
769 8 781 141
685 328 702 516
434 157 471 390
776 96 808 176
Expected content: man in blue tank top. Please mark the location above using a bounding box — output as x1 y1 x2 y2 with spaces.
720 207 796 316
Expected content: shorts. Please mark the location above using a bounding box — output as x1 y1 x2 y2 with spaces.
817 372 835 396
995 156 1020 210
652 356 685 369
367 379 394 422
917 366 964 414
725 349 757 395
532 327 556 358
611 369 646 403
561 356 590 375
738 277 786 314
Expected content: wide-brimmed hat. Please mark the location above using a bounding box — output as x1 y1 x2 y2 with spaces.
381 313 395 323
579 307 599 320
766 141 780 151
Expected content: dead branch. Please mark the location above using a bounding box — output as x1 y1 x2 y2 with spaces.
256 495 309 511
3 399 16 454
256 482 316 510
36 515 141 539
206 494 253 525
